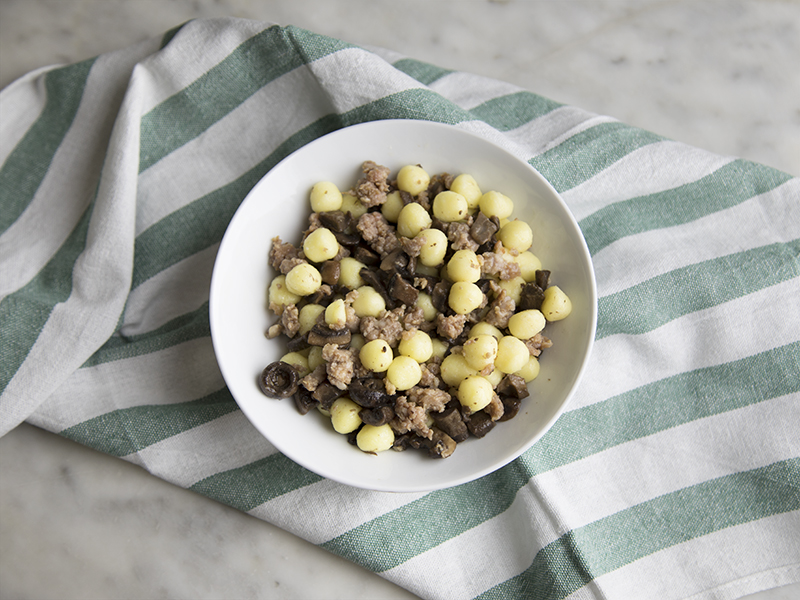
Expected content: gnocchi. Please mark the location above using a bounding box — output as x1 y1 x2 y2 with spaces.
260 160 573 459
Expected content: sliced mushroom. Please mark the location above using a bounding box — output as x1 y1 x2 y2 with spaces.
353 245 380 266
320 260 341 286
319 210 355 234
467 411 496 438
359 267 394 308
307 323 351 346
349 377 394 408
427 428 457 458
498 396 522 422
392 432 415 452
496 373 530 399
312 381 345 410
332 230 361 247
258 362 299 398
286 334 311 353
431 281 451 313
305 285 333 305
380 248 408 274
470 211 498 245
535 269 551 290
432 403 469 442
518 282 545 311
389 273 419 307
294 386 318 414
360 405 395 427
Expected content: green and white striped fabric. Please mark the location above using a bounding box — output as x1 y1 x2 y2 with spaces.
1 17 798 600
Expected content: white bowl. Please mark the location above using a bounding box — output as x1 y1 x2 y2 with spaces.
209 119 597 493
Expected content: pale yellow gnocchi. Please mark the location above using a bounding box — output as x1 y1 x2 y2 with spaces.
262 160 575 461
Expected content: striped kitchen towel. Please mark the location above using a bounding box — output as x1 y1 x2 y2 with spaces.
1 17 798 600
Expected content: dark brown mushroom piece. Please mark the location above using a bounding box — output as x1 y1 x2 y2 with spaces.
467 410 496 438
380 248 408 274
389 273 419 307
312 381 345 410
305 285 333 305
498 396 522 422
431 217 448 232
258 361 299 398
426 428 457 459
427 173 453 197
360 405 395 427
469 211 499 246
286 334 310 353
320 260 341 286
431 281 451 313
353 245 380 266
346 427 361 446
535 269 551 290
359 267 394 308
495 373 530 399
318 210 355 233
518 282 545 311
307 323 351 346
451 327 471 346
332 230 361 247
294 386 318 415
414 275 438 295
475 278 493 295
398 190 414 205
349 377 394 408
392 432 415 451
432 403 469 442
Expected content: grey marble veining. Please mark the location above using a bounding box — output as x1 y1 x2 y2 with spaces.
1 1 799 599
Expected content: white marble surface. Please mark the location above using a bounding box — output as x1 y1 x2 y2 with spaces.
1 1 798 599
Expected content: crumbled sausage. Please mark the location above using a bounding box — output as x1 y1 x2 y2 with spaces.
407 387 450 413
281 304 300 338
279 256 307 275
425 356 442 378
446 221 480 252
303 212 322 236
300 364 327 392
419 363 440 388
480 244 521 280
357 212 400 256
485 392 505 421
400 234 426 257
391 395 432 439
266 323 283 339
360 307 406 347
402 305 426 330
355 160 391 207
484 282 516 329
525 332 553 357
436 313 468 340
344 304 360 333
322 343 357 390
269 236 300 271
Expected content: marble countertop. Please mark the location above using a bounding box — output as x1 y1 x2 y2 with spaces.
0 1 798 599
